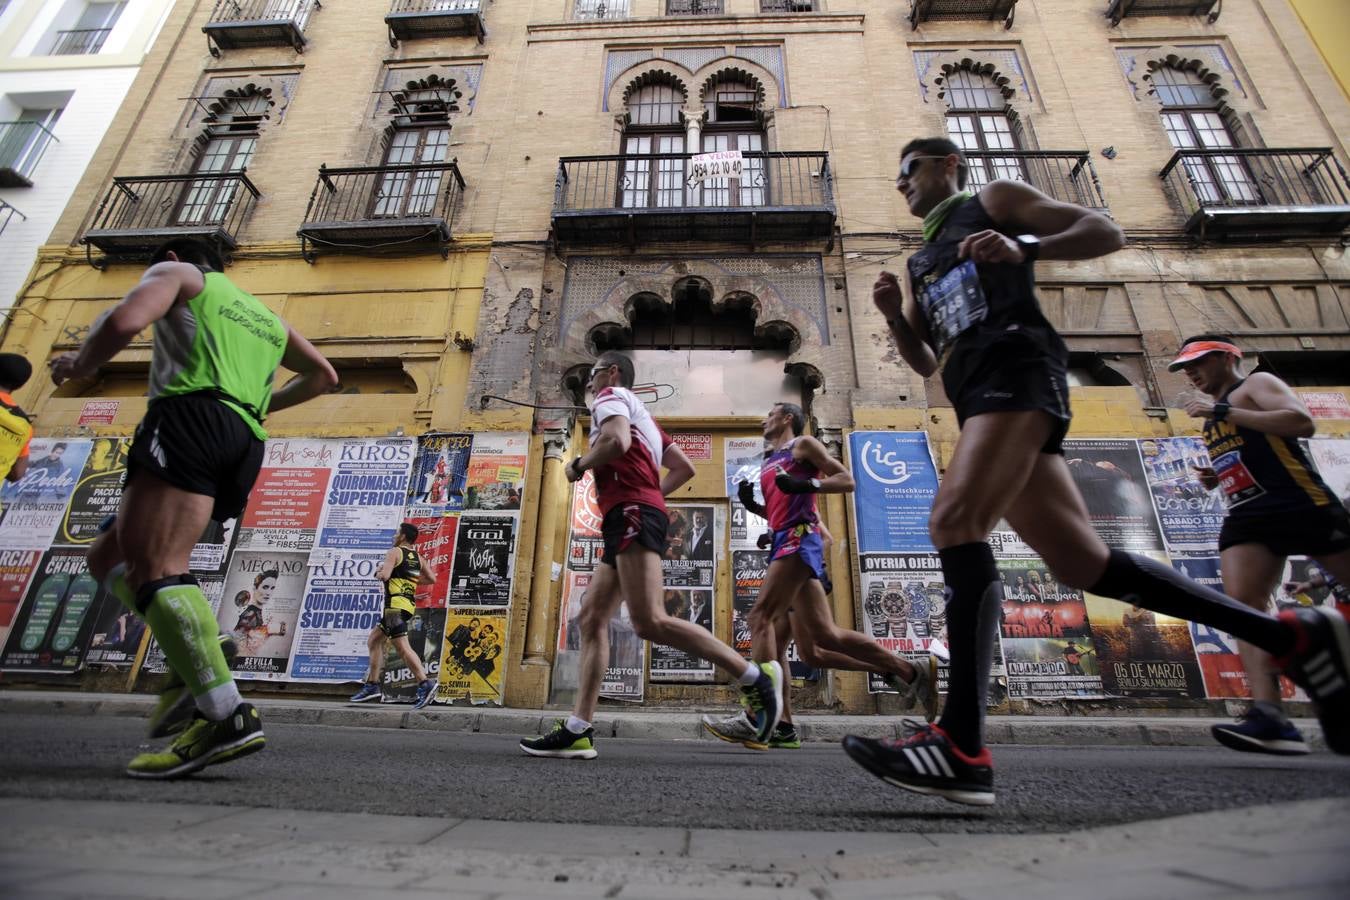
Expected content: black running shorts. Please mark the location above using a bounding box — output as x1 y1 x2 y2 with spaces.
126 392 264 522
600 502 669 566
379 608 413 639
943 323 1071 455
1219 503 1350 556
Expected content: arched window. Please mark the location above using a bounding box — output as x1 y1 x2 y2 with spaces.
621 79 687 209
179 88 269 225
942 67 1022 189
1153 65 1256 204
699 76 766 208
378 76 461 217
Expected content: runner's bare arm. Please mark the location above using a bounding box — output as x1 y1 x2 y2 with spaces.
268 325 339 413
660 442 696 496
375 547 400 582
793 435 855 494
418 562 437 586
48 262 200 385
873 270 939 377
1224 373 1316 439
969 179 1124 262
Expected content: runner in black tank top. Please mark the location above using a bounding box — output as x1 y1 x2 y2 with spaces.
840 136 1350 808
1175 335 1350 755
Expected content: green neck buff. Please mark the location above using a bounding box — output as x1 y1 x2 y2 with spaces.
922 190 973 242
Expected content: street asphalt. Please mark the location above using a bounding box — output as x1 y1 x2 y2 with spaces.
2 692 1348 898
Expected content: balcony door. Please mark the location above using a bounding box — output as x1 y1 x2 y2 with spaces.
177 134 255 226
943 69 1024 189
375 126 450 218
1161 110 1259 206
699 132 764 207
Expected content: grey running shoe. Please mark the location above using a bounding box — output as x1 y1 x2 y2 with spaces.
702 710 763 749
883 654 940 723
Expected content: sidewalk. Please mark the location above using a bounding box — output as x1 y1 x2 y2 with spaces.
0 688 1329 750
1 794 1345 899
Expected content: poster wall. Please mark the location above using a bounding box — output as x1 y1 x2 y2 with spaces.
649 503 717 683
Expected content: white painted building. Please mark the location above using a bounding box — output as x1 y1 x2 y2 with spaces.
0 0 177 311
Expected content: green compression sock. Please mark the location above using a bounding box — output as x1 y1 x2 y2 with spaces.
140 577 240 720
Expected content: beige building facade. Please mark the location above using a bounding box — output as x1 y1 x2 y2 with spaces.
2 0 1347 713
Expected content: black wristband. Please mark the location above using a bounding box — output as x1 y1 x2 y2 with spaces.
1212 401 1231 422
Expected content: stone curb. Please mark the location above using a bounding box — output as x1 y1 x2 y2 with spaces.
0 691 1326 749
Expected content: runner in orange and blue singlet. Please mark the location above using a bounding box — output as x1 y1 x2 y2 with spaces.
702 402 941 751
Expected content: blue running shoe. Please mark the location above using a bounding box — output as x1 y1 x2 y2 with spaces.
1212 707 1309 756
412 679 437 710
349 682 382 703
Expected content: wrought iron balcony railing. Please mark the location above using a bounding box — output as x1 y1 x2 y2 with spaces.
909 0 1017 29
82 172 260 268
1159 147 1350 239
573 0 628 19
964 150 1109 212
0 200 25 237
386 0 485 46
0 121 60 188
1107 0 1220 26
553 151 835 246
49 27 112 55
203 0 319 56
761 0 818 11
298 161 466 261
667 0 723 15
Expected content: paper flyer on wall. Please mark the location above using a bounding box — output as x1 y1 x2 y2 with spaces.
649 503 717 683
1062 439 1165 552
0 546 106 674
998 557 1104 699
0 548 41 651
215 550 307 680
1305 437 1350 500
437 607 506 704
725 436 768 545
407 433 473 516
404 514 457 608
1084 552 1205 698
858 553 990 698
234 439 334 552
848 431 940 555
1139 436 1223 556
57 437 128 546
448 515 515 606
286 550 388 683
315 437 417 554
0 438 93 550
465 432 528 512
82 589 147 669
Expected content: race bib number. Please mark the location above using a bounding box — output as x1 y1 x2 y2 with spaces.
1212 450 1266 507
916 260 987 354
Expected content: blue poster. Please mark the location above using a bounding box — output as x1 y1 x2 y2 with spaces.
1141 437 1223 555
849 431 940 554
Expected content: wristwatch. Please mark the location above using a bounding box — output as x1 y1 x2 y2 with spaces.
1015 234 1040 264
1211 401 1231 422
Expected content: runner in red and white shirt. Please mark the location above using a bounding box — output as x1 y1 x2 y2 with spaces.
521 352 784 759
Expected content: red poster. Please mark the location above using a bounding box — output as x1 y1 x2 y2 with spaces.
241 467 330 530
77 400 119 426
407 515 457 608
0 549 41 628
569 471 603 539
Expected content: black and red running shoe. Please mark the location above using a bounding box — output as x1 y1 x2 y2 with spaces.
842 722 994 807
1278 605 1350 755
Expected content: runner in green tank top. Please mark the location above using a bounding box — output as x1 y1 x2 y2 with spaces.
49 238 338 780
